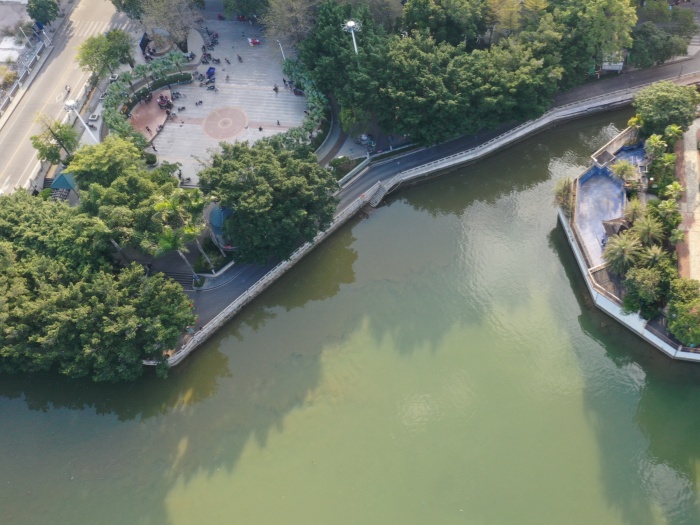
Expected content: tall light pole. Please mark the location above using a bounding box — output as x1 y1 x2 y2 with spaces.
64 99 99 144
342 20 361 55
276 39 286 61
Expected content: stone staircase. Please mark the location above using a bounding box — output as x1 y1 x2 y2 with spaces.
369 183 387 207
160 271 195 291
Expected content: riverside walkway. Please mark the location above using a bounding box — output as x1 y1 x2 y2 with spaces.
154 45 700 368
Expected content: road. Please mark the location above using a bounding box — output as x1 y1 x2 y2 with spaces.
0 0 139 193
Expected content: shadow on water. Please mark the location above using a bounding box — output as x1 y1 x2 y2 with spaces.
0 109 642 524
549 224 700 525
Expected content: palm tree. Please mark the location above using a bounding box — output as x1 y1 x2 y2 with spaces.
133 64 151 89
670 228 686 245
166 51 185 74
610 160 636 182
153 226 201 283
153 189 216 273
624 198 646 224
645 134 667 160
655 199 680 228
604 231 643 275
120 70 137 96
663 181 684 201
642 245 667 267
664 124 683 149
632 215 665 246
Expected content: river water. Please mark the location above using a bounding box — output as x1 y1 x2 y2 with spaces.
4 111 700 525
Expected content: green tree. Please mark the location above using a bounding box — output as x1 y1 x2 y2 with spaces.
166 51 185 74
198 140 338 263
622 266 663 315
610 159 636 182
579 0 636 62
644 134 667 159
669 228 685 245
641 244 668 267
632 215 665 246
629 22 687 69
667 278 700 346
662 180 684 201
76 34 117 79
664 124 684 150
603 230 642 274
110 0 144 19
624 198 646 224
106 29 136 68
653 197 681 230
30 115 80 165
152 225 200 280
27 0 60 25
64 135 144 190
633 81 700 136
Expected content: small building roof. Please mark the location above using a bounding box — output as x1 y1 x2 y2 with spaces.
602 217 629 238
51 172 77 190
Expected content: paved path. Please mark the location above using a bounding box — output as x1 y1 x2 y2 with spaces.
679 119 700 279
152 20 304 185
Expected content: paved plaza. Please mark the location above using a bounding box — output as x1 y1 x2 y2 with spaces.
149 21 307 184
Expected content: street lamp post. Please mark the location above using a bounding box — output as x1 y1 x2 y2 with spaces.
64 99 99 144
276 40 286 61
342 20 361 55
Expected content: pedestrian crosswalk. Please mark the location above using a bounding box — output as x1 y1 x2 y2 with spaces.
65 19 139 38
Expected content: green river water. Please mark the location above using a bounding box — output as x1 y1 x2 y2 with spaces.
4 111 700 525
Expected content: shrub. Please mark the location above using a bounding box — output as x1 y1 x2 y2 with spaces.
144 152 157 165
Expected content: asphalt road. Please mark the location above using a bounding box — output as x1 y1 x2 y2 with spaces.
0 0 138 193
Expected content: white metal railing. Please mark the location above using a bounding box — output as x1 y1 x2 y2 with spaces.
377 73 700 195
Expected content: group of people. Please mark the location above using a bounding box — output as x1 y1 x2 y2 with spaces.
157 93 173 110
143 46 157 62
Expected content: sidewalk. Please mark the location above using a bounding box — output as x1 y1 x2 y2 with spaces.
0 0 77 130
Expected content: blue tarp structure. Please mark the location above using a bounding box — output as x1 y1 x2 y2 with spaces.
51 172 77 190
209 205 233 235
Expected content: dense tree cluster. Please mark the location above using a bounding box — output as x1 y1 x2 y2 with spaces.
198 139 338 263
291 0 642 145
0 192 195 382
632 81 700 137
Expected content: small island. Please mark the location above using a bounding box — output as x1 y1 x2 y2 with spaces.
558 81 700 360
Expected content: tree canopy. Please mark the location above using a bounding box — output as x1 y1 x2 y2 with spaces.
633 81 700 136
30 115 80 165
198 140 338 263
27 0 60 25
0 192 195 381
64 135 144 190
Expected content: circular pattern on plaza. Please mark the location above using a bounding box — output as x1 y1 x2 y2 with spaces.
202 107 248 140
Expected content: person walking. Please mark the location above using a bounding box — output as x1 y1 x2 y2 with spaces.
277 120 280 126
145 126 152 134
151 144 157 152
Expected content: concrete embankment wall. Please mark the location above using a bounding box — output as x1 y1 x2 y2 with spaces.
148 184 382 367
557 208 700 363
